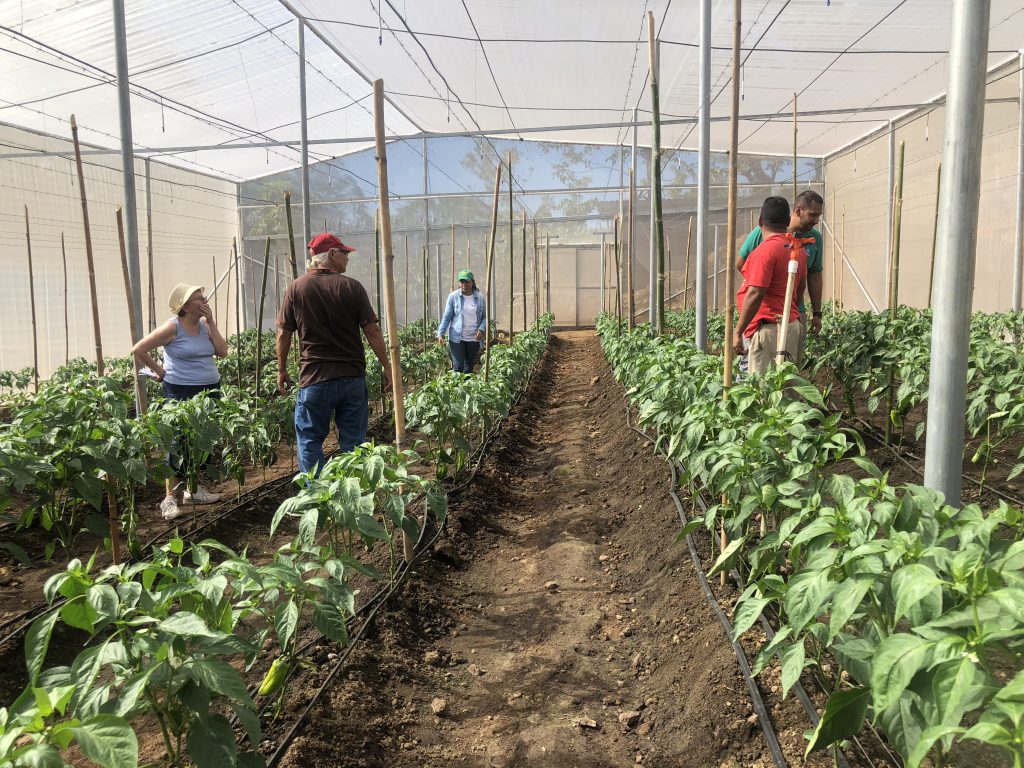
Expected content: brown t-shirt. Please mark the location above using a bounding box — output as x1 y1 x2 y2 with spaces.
277 270 378 388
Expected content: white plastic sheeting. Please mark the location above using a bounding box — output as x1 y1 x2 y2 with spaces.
1 1 1022 180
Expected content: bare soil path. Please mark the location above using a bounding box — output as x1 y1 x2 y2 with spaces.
280 331 811 768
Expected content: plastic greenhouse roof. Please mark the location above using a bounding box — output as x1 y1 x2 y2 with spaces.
1 0 1021 182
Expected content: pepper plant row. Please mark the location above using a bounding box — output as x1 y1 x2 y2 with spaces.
597 314 1024 768
0 316 553 768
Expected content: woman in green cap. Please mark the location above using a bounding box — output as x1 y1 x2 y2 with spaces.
437 269 487 373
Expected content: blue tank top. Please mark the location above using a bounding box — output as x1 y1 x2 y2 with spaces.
163 318 220 386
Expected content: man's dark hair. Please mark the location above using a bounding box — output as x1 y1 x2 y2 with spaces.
795 189 824 208
761 196 790 229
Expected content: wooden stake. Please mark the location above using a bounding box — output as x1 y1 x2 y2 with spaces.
105 474 121 566
60 232 69 366
213 253 219 326
792 92 799 203
483 162 503 381
422 246 429 355
722 0 742 587
840 206 845 311
532 221 539 323
667 238 672 311
404 237 409 325
627 168 636 330
830 189 837 316
928 163 942 309
684 216 693 313
116 206 147 413
274 252 281 309
521 212 528 332
284 191 299 279
233 237 243 389
884 142 905 444
255 237 271 401
451 223 456 289
372 79 407 447
648 11 666 335
70 115 103 375
23 207 39 392
508 150 515 341
614 215 622 332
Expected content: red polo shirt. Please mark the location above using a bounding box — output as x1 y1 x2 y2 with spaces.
736 232 806 338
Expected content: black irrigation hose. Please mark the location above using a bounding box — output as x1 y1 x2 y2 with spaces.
265 337 550 766
622 410 788 768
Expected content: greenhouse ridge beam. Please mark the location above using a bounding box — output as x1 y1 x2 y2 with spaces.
8 101 1018 162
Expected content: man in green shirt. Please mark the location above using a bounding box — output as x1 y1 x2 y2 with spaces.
735 189 824 365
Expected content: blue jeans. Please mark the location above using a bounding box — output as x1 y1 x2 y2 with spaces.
449 340 480 374
295 376 369 475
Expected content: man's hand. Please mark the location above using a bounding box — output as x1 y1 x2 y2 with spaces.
810 315 822 335
277 370 292 394
733 330 745 356
381 365 393 393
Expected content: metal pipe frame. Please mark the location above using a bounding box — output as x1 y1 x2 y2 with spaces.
1014 51 1024 311
299 20 312 247
923 0 992 506
695 0 710 350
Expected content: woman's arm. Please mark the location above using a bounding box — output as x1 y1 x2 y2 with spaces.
198 303 230 357
133 320 177 380
477 293 487 335
437 292 455 339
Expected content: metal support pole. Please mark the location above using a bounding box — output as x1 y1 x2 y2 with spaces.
144 157 155 331
923 0 992 506
601 232 607 312
712 225 719 313
298 20 311 248
111 0 143 346
1013 51 1024 311
885 120 895 303
545 234 551 317
695 0 711 349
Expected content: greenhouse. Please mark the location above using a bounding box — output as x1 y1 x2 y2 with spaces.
1 1 1023 766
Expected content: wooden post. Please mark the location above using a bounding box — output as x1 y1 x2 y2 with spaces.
614 215 622 332
483 162 503 381
884 142 905 444
928 162 942 309
374 211 386 415
684 216 693 312
70 115 104 375
115 206 147 412
722 0 742 586
23 207 39 392
627 168 636 329
61 232 70 366
274 252 281 308
233 238 242 389
521 212 528 332
373 81 412 560
648 11 666 335
792 92 798 203
284 191 299 279
508 150 515 341
255 237 271 401
667 238 672 311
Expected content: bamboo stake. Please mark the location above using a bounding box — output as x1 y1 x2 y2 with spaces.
115 206 147 413
422 246 429 356
372 80 411 561
840 206 846 311
884 142 906 444
483 162 503 381
648 11 666 335
213 253 220 326
105 474 121 565
614 215 622 332
147 209 155 333
404 237 409 325
274 252 281 309
255 237 271 402
60 233 70 366
23 207 39 392
684 216 693 313
532 221 539 323
667 239 672 311
792 92 798 203
284 191 299 279
831 189 837 316
627 168 636 330
544 234 551 316
508 150 515 341
233 238 242 390
928 163 942 309
722 0 742 586
374 211 386 415
521 212 527 332
71 115 103 375
451 223 456 289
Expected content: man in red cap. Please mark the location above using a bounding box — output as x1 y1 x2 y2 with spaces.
276 232 391 474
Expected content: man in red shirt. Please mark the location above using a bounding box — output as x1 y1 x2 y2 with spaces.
733 196 807 375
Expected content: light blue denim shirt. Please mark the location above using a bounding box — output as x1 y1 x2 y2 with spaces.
437 289 487 342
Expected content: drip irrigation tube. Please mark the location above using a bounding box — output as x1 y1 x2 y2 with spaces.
265 336 549 766
621 409 788 768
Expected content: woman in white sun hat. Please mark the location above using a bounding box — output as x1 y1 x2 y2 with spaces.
133 283 229 520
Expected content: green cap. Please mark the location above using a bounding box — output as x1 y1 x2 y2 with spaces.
457 269 475 282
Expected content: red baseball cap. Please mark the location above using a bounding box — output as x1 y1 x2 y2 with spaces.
307 232 355 255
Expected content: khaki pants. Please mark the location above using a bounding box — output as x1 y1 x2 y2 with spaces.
747 321 802 375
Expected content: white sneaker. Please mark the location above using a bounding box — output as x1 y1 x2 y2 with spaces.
160 496 183 520
183 486 222 505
